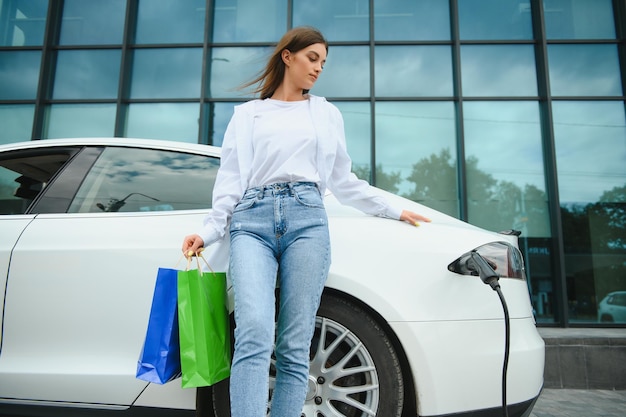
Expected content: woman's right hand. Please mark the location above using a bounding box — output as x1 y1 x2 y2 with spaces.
182 234 205 257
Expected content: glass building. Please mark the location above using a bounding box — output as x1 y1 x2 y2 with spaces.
1 0 625 327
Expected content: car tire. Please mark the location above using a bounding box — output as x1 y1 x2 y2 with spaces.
211 293 405 417
600 314 614 322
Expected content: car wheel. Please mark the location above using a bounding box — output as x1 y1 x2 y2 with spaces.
600 313 614 322
211 293 404 417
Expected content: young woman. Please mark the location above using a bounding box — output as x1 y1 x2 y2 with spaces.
182 26 430 417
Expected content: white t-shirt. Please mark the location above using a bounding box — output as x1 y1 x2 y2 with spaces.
249 98 320 187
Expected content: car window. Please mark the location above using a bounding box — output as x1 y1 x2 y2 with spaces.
0 149 77 215
68 146 219 213
609 293 626 306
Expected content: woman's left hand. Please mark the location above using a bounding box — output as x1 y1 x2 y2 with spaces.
400 210 432 227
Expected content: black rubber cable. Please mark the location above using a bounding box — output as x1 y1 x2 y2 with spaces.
494 284 510 417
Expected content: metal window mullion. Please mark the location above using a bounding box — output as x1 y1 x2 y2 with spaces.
369 0 376 185
198 0 214 144
532 0 568 326
114 0 138 137
32 0 63 140
450 0 467 221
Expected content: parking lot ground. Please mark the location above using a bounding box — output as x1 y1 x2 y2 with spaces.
529 389 626 417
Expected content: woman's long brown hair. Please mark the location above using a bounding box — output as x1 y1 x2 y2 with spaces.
241 26 328 100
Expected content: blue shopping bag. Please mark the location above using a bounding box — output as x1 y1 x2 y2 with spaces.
136 267 181 384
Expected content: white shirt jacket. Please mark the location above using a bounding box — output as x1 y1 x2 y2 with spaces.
198 95 403 247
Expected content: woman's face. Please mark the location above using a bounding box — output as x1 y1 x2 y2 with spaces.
282 42 327 92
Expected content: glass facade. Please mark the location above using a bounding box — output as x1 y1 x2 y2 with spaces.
0 0 624 327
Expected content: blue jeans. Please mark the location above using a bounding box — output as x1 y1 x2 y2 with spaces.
228 182 331 417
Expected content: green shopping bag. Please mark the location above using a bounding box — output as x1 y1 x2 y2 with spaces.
177 254 231 388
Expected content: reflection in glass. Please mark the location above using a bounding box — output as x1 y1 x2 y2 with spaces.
212 0 287 43
375 46 453 97
313 46 369 98
130 48 202 99
0 0 49 46
375 102 458 217
374 0 450 41
544 0 615 40
53 50 121 99
208 47 272 98
59 0 126 45
0 51 41 99
465 102 553 323
464 101 548 236
44 104 116 139
548 44 622 96
125 103 200 142
0 105 35 144
458 0 533 40
136 0 205 44
333 102 371 180
461 45 537 97
203 102 239 146
553 101 626 323
69 147 219 213
293 0 369 41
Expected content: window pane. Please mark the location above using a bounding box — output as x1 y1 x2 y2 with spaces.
125 103 199 142
553 101 626 323
464 101 549 235
0 0 48 46
136 0 205 44
208 47 271 99
69 147 218 213
53 50 121 99
212 0 287 43
375 46 453 97
313 46 369 98
544 0 615 39
458 0 533 40
130 48 202 99
334 102 371 180
44 104 116 139
293 0 369 41
59 0 126 45
0 105 34 144
548 44 622 96
375 102 458 216
203 102 238 146
464 102 554 323
0 51 41 99
461 45 537 97
374 0 450 41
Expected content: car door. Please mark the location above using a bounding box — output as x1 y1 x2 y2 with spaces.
0 144 225 407
0 146 83 354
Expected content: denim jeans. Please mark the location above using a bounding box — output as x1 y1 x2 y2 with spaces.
228 182 331 417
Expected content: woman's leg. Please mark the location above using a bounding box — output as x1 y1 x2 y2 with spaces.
270 187 331 416
229 192 279 417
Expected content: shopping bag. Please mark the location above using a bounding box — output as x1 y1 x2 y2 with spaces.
136 267 181 384
177 254 231 388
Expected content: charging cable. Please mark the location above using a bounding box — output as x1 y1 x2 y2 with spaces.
469 252 510 417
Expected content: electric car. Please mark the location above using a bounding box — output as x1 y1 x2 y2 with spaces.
0 138 544 417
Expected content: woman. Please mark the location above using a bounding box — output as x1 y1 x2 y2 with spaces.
182 26 430 417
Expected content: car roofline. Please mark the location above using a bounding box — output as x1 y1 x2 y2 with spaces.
0 138 222 157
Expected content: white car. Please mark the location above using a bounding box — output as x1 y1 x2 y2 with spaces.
0 138 544 417
598 291 626 323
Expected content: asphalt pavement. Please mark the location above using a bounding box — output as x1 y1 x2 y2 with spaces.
529 389 626 417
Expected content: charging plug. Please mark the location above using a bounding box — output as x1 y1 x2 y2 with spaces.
469 251 501 290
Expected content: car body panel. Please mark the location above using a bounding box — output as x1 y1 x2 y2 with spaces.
0 215 36 347
0 138 544 416
392 317 544 416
